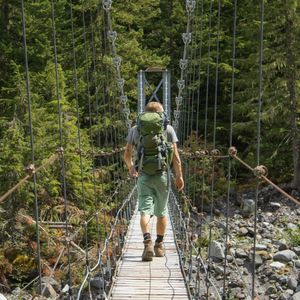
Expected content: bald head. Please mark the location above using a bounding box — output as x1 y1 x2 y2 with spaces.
145 102 164 113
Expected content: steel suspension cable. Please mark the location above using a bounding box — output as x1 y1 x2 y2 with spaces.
69 2 91 296
204 0 213 150
222 0 238 297
88 6 105 256
81 4 103 286
206 0 221 297
174 0 196 133
21 0 42 293
50 0 72 296
252 0 265 298
102 0 131 130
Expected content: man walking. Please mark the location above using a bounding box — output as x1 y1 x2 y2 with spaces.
124 101 184 261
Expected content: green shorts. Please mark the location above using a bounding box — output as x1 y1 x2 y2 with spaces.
137 173 169 217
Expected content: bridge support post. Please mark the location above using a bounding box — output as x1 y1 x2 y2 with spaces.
163 70 171 121
137 70 146 114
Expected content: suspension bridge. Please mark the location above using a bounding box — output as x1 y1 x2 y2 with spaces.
1 0 300 299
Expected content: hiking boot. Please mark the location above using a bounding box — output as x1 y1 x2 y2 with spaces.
154 242 164 257
142 239 154 261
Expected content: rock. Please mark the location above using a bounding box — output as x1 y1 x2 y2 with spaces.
255 244 268 251
270 261 286 269
214 265 225 275
241 199 255 217
247 227 255 236
235 248 248 258
280 292 292 300
288 223 298 231
274 250 297 262
295 260 300 268
239 227 249 236
236 258 244 266
90 276 105 290
61 284 69 294
0 294 7 300
287 277 298 290
210 241 225 260
257 250 272 260
249 253 263 268
270 202 281 210
292 292 300 300
226 255 233 262
266 285 277 294
293 247 300 256
278 276 288 285
273 239 288 250
41 276 61 292
40 283 57 299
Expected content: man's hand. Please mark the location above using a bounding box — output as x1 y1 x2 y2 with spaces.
175 176 184 192
129 165 138 178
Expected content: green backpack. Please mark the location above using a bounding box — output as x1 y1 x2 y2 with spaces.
136 112 173 175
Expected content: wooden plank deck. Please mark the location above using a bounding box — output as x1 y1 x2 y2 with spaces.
109 209 189 300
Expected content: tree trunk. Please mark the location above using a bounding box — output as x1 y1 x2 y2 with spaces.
285 3 300 190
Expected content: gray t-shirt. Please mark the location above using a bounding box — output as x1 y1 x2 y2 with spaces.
126 125 178 146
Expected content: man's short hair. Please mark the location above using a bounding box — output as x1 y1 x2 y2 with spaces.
145 101 164 112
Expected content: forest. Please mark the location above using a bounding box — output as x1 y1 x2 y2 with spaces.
0 0 299 297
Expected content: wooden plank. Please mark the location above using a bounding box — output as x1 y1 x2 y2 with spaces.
109 209 189 299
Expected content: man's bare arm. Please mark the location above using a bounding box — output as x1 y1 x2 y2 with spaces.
124 143 138 177
172 143 184 191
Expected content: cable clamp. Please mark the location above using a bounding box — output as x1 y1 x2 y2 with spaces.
56 146 64 156
177 79 185 91
117 78 125 89
75 148 82 155
228 146 237 156
112 57 122 69
174 109 181 120
102 0 112 11
120 95 128 104
123 108 130 118
176 96 183 107
253 165 268 178
107 30 117 43
182 32 192 45
25 164 36 175
211 149 220 157
180 59 188 70
186 0 196 14
125 120 132 129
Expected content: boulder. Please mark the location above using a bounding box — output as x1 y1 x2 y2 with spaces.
274 250 297 262
292 292 300 300
288 277 298 290
0 294 7 300
209 241 225 260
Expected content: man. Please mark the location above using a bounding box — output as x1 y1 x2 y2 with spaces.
124 101 184 261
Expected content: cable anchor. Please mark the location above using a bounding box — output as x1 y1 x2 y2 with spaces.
253 165 268 178
228 146 237 156
25 164 36 176
211 149 221 157
56 146 64 156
